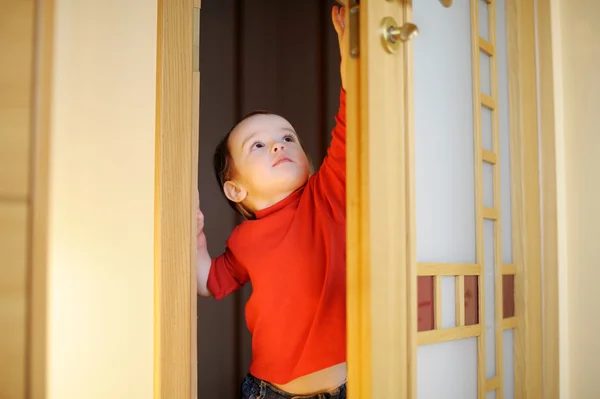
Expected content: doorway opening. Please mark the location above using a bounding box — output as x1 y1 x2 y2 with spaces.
197 1 342 396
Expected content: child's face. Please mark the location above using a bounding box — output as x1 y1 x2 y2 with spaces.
225 113 310 212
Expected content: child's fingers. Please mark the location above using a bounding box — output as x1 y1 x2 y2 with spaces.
331 6 342 37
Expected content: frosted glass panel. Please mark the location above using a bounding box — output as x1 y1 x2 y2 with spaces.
484 220 496 378
497 0 513 264
442 276 457 328
414 0 476 264
480 52 491 96
483 162 494 208
418 338 478 399
503 329 515 399
487 390 497 399
481 107 493 151
479 0 489 41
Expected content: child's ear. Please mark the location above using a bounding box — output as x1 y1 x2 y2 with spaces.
223 180 247 204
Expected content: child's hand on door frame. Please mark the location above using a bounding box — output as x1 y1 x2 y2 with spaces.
332 5 348 90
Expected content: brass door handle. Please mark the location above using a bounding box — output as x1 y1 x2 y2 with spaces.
380 17 419 53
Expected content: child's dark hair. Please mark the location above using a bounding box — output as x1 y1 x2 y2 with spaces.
213 111 272 219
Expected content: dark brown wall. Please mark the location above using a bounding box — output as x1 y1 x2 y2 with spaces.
198 1 342 397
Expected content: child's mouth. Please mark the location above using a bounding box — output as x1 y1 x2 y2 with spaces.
273 155 293 167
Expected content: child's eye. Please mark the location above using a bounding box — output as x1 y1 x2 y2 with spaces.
283 134 296 143
251 142 265 150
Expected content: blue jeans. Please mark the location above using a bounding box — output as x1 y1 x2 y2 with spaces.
241 374 347 399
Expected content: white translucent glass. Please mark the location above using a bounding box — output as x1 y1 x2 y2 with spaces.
483 162 494 208
414 0 476 264
418 338 478 399
442 276 457 328
504 329 515 399
481 106 493 151
480 52 491 96
487 390 497 399
479 0 489 41
484 220 496 378
496 0 513 264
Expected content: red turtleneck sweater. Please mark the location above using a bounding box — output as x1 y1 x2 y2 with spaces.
207 89 346 385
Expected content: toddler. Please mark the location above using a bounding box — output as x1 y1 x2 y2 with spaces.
197 6 348 399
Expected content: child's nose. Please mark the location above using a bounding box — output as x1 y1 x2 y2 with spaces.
272 143 285 153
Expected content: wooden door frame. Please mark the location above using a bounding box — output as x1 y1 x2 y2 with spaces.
154 0 200 397
150 0 561 398
347 0 559 398
536 0 561 398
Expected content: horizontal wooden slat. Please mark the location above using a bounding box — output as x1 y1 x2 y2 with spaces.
482 149 497 164
483 207 498 220
479 37 495 56
503 317 518 330
486 376 501 391
481 93 497 110
418 325 481 346
503 264 517 275
483 0 492 3
418 263 481 276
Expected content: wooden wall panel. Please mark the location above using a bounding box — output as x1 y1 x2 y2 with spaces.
0 203 28 399
0 1 36 398
0 0 35 199
197 1 342 396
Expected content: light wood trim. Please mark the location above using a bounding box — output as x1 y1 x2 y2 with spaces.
479 37 495 56
191 3 201 396
503 317 518 330
483 206 499 220
190 70 199 399
348 1 410 397
434 275 442 329
418 325 481 346
482 149 497 164
347 1 372 396
486 376 501 391
470 1 487 397
404 2 418 398
535 1 560 398
154 0 196 397
418 262 480 276
488 0 505 396
481 93 497 110
29 0 55 396
507 0 543 397
456 276 465 326
503 263 517 275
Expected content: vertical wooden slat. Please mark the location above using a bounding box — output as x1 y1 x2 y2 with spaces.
536 0 560 397
346 0 371 396
434 275 443 329
404 2 418 397
28 0 55 396
456 275 466 327
488 1 505 398
154 0 195 397
506 0 543 397
470 0 487 397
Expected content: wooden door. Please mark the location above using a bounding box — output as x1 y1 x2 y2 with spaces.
345 1 544 398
